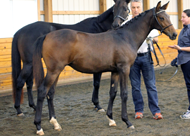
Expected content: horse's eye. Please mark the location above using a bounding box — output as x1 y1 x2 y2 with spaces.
123 7 127 11
159 17 164 21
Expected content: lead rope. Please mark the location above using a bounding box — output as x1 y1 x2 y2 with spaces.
146 36 166 67
146 35 178 82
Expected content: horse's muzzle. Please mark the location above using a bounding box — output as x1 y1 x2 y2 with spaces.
112 23 120 30
170 32 177 40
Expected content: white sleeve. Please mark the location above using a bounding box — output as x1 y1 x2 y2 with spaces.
148 29 159 37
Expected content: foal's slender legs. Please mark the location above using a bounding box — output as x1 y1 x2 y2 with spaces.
106 69 134 128
47 76 59 120
106 72 119 125
92 72 103 111
46 76 62 132
119 68 133 128
34 72 60 133
14 64 35 115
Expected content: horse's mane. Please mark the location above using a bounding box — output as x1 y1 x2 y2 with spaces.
118 8 153 29
97 6 114 23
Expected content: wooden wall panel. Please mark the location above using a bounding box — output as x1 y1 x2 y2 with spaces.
143 0 150 11
99 0 107 14
44 0 53 22
0 38 13 93
178 0 183 29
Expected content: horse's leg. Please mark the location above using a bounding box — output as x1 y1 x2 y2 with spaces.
25 65 36 111
46 77 62 131
106 72 119 126
92 72 104 112
34 80 46 135
119 68 134 129
34 72 61 135
14 63 34 116
14 73 25 116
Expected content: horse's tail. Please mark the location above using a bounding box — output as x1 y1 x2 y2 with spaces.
11 34 24 104
33 35 46 89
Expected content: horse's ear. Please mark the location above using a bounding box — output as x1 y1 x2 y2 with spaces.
126 0 131 4
160 1 170 10
155 1 161 13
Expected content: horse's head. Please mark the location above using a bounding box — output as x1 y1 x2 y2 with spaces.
153 1 177 40
112 0 131 29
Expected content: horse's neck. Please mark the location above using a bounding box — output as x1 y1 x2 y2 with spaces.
50 20 91 32
96 13 113 32
121 10 153 52
97 6 113 23
95 6 114 31
49 22 72 30
48 6 113 32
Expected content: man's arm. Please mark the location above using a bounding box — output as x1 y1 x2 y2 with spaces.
153 37 158 44
169 45 190 52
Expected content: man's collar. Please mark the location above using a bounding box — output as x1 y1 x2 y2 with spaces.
183 24 190 28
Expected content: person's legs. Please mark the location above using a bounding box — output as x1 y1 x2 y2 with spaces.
129 57 144 114
181 61 190 109
141 55 161 115
180 61 190 119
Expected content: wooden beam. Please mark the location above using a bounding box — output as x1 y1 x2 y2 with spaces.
99 0 107 14
37 0 41 21
177 0 183 29
167 12 178 15
52 11 100 15
143 0 150 11
44 0 53 22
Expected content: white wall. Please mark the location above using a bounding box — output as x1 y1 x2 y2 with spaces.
183 0 190 11
1 0 190 38
52 0 98 24
0 0 38 38
106 0 115 9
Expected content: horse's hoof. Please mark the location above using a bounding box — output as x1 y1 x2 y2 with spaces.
36 128 44 135
17 113 24 117
50 117 62 131
98 108 105 112
128 125 135 129
55 127 62 131
106 116 117 127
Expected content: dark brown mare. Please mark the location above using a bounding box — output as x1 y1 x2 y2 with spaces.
33 1 177 135
12 0 131 116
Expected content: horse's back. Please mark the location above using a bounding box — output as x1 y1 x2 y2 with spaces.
42 29 117 73
43 29 78 55
13 21 55 62
14 21 54 43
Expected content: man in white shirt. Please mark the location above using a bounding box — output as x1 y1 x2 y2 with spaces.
129 0 163 120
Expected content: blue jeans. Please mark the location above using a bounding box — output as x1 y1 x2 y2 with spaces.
181 60 190 110
129 54 161 115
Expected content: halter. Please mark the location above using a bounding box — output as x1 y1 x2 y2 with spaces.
153 8 173 34
113 8 130 22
